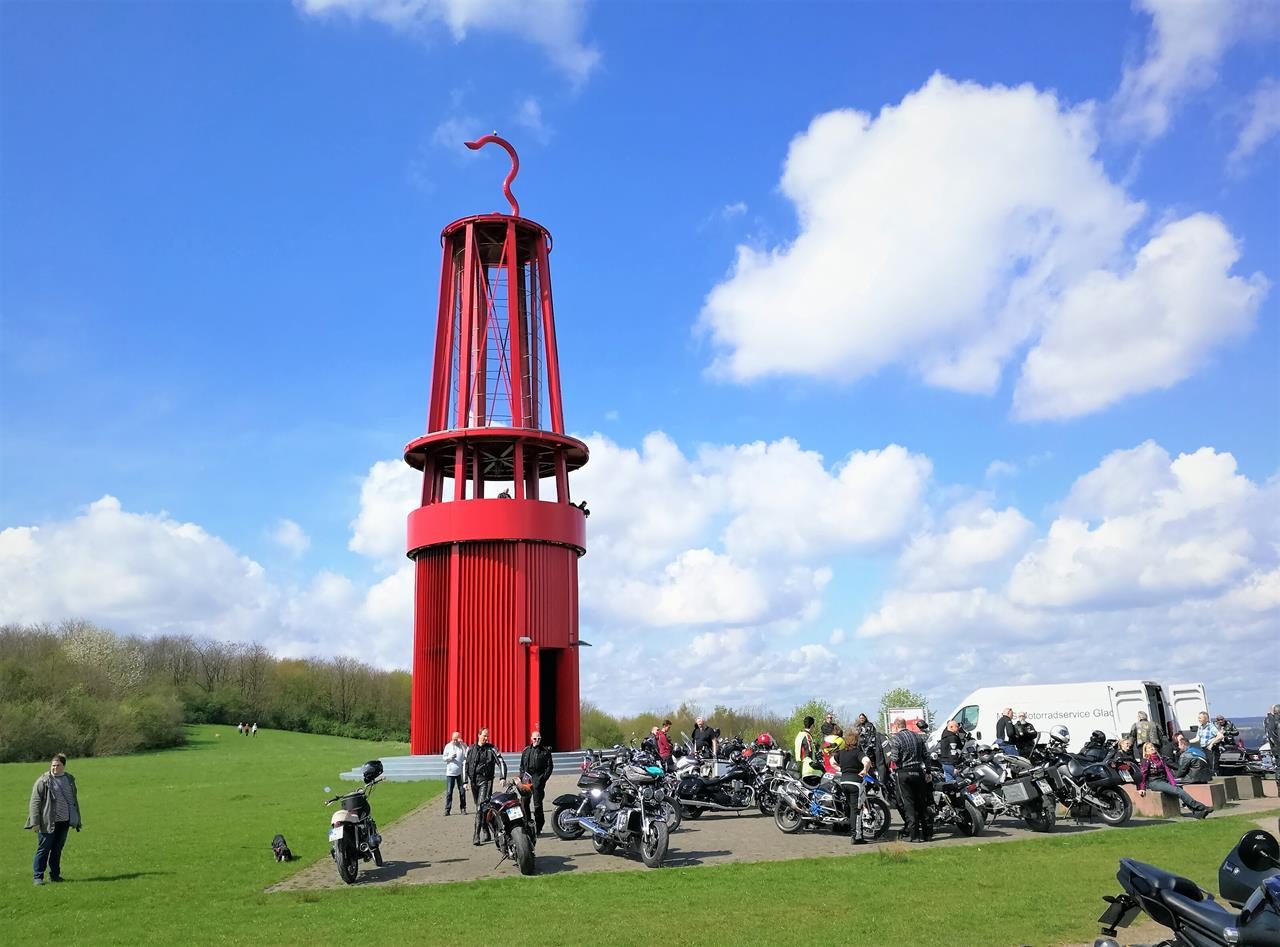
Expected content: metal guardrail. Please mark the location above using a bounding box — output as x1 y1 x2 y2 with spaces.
339 750 589 782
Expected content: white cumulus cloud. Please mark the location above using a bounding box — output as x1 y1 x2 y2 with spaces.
271 518 311 557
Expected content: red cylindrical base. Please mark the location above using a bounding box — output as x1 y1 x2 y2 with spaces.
409 539 581 754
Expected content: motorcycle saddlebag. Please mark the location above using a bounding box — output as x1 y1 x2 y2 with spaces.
1002 777 1042 804
552 793 581 807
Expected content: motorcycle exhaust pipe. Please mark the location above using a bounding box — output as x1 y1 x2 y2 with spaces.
573 816 608 836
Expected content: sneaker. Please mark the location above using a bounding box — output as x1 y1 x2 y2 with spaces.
33 878 44 886
1193 808 1211 819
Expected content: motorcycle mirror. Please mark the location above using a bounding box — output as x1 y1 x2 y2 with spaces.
324 786 331 794
1237 829 1280 872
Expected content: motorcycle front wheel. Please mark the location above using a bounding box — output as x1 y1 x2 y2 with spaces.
662 801 682 832
552 805 585 841
681 805 704 819
774 805 803 834
860 797 892 840
1023 798 1057 832
1094 788 1133 826
758 790 777 816
959 800 985 837
513 829 537 875
640 821 669 868
334 829 359 884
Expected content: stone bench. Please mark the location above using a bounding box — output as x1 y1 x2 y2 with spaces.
1219 774 1264 800
1123 785 1180 818
1211 777 1241 801
1184 782 1228 810
1262 778 1279 798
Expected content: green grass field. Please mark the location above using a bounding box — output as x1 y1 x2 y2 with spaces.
3 725 1275 946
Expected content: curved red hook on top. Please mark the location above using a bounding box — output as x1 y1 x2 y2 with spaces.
465 133 520 217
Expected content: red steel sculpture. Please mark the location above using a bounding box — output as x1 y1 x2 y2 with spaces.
404 135 589 754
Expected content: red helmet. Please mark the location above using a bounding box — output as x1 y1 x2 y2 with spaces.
756 732 774 747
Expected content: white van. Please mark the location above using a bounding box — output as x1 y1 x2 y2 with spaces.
931 680 1208 753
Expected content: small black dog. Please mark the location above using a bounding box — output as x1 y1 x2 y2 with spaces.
271 834 294 863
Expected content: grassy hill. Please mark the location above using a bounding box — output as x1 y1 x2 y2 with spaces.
3 725 1275 945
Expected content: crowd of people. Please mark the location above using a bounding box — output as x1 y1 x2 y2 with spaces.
440 727 554 846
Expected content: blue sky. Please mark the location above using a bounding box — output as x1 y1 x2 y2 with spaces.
2 1 1277 719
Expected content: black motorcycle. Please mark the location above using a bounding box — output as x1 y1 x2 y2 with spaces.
324 760 385 884
678 754 769 818
1030 732 1133 826
479 773 537 876
926 757 987 836
568 759 671 868
1094 829 1280 946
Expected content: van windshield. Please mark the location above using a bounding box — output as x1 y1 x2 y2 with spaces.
953 705 979 732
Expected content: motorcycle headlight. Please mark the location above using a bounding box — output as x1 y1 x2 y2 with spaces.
641 785 654 800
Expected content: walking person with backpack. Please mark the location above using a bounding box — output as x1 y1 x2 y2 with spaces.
26 753 82 886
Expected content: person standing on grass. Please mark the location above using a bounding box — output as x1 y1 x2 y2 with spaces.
26 753 82 886
442 731 468 817
251 722 258 736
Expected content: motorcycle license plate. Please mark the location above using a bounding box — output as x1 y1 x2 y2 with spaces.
1119 770 1134 783
1036 780 1052 795
328 827 344 842
506 808 523 822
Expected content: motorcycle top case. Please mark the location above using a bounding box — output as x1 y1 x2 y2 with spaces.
339 793 370 817
623 763 661 784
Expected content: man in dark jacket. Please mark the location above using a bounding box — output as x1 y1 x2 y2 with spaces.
465 728 507 845
937 720 965 780
995 708 1016 755
26 753 82 885
1266 704 1280 786
519 731 553 835
885 719 932 842
691 717 717 757
1173 734 1212 784
1011 712 1038 758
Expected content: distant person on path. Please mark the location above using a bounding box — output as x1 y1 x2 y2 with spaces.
237 723 244 735
795 716 820 781
1173 734 1212 784
1138 742 1211 819
938 720 965 781
251 722 258 736
465 728 507 845
691 717 717 757
442 732 468 816
656 720 674 771
519 731 554 835
26 753 82 885
1265 704 1280 785
995 707 1016 755
1128 711 1160 748
1011 712 1038 757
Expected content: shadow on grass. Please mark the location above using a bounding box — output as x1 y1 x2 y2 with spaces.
75 871 171 882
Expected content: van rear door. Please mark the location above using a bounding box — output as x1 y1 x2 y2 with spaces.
1144 683 1171 739
1109 683 1149 738
1165 683 1208 736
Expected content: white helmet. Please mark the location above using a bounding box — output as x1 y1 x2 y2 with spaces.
1048 724 1069 744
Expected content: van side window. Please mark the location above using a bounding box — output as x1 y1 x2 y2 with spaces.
954 705 979 732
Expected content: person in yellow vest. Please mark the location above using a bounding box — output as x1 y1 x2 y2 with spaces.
795 716 821 782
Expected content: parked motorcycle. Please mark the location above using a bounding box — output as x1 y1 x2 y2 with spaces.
479 772 538 875
959 743 1057 832
1094 829 1280 946
678 753 770 819
772 771 892 840
1030 727 1133 826
926 758 987 837
555 758 670 867
324 760 385 884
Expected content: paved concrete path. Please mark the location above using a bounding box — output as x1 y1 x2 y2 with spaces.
268 775 1280 894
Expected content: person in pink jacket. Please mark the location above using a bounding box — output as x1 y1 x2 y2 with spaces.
1137 742 1211 819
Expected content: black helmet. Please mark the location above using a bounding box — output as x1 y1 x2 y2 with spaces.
361 760 384 784
1089 730 1106 744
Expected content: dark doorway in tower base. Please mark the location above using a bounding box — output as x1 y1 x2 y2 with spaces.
539 648 560 749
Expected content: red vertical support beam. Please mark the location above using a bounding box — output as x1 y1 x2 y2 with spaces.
554 448 568 503
513 440 525 500
534 238 566 434
472 244 488 427
453 445 465 500
446 544 461 737
427 241 457 432
410 558 427 753
504 220 527 430
455 224 476 429
527 257 540 429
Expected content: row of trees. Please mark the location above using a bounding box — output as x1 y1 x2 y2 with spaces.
0 621 410 762
579 687 932 750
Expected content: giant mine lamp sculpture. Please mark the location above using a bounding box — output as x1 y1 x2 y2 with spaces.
404 135 589 754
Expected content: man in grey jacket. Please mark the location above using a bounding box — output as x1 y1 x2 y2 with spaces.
25 753 82 885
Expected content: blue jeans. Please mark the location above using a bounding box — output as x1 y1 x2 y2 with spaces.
942 762 955 781
1146 778 1205 811
34 821 70 880
444 774 466 813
